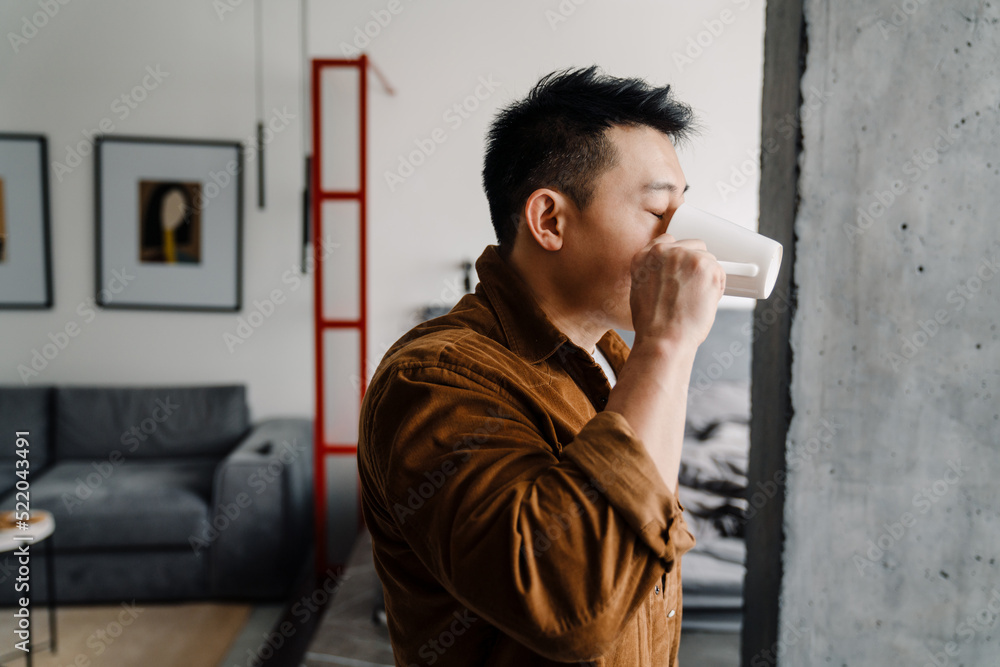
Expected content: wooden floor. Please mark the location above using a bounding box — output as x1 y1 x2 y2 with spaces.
0 601 251 666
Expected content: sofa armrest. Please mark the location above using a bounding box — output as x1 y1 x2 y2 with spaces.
209 417 313 599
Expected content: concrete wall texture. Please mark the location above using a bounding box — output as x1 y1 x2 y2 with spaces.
779 0 1000 663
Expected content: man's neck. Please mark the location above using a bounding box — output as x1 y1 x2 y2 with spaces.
504 247 609 355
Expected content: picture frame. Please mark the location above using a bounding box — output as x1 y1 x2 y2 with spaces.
95 135 243 311
0 133 53 309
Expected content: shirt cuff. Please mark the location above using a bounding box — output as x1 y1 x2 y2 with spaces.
562 410 697 572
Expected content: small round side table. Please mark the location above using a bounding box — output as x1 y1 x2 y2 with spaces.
0 510 57 667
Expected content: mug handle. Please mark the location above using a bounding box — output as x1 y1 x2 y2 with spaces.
718 261 759 278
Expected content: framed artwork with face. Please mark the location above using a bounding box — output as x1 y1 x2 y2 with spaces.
95 135 243 311
0 133 53 309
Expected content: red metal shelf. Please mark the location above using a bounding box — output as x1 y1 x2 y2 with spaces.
311 55 369 574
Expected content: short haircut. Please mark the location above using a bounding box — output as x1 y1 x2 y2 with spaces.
482 66 695 251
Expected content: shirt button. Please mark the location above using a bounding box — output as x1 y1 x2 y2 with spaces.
668 609 676 618
654 585 660 595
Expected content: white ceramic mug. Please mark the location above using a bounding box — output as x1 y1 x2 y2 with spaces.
666 203 783 299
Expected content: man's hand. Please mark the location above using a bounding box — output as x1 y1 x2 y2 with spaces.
605 233 725 494
628 233 726 352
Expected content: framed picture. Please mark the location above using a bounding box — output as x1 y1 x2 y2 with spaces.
95 135 243 311
0 133 53 308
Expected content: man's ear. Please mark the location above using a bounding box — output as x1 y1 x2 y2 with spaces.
522 188 572 252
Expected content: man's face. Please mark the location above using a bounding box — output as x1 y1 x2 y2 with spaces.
560 124 688 332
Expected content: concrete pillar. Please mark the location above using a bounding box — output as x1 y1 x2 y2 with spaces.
774 0 1000 664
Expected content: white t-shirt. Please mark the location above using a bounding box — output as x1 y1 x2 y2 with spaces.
590 345 617 389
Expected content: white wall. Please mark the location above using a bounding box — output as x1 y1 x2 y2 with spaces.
308 0 767 385
0 0 765 418
0 0 311 419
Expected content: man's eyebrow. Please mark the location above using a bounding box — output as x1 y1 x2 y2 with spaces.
643 181 690 194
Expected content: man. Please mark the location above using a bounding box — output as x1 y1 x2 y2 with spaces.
358 66 726 666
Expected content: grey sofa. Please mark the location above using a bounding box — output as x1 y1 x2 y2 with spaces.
0 384 313 604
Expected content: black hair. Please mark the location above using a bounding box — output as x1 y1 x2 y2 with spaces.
482 66 695 251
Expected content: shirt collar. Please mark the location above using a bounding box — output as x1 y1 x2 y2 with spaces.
474 245 630 373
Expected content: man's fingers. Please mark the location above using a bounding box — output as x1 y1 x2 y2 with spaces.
632 243 720 283
667 238 709 252
647 233 708 252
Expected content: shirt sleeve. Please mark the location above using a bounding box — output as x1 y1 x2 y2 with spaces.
362 360 696 662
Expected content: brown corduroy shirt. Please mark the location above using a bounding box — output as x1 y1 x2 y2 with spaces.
358 244 697 666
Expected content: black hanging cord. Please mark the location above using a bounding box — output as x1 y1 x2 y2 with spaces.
254 0 265 209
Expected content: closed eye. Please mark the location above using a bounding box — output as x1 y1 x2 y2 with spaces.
651 211 667 220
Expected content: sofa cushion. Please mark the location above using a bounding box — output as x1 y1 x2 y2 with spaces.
0 386 53 497
0 459 218 550
54 385 249 460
